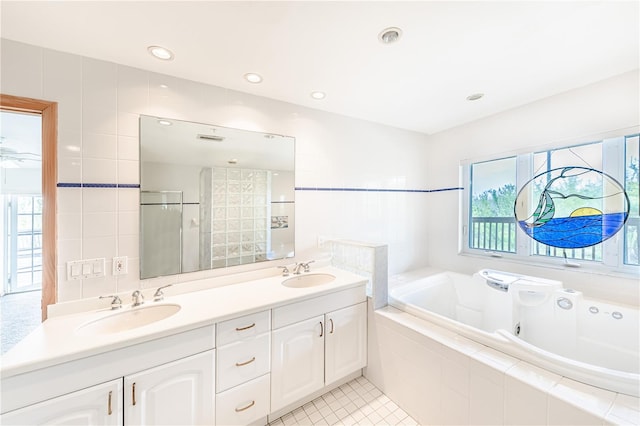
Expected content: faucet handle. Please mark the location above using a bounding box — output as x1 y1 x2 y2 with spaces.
131 290 144 307
302 260 315 272
278 265 290 277
153 284 174 302
99 295 122 310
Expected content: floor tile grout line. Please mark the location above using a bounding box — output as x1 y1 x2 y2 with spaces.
269 376 419 426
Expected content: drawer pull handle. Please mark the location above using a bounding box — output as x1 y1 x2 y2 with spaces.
108 391 113 415
235 356 256 367
132 382 136 406
235 400 256 412
236 323 256 331
329 318 334 334
319 321 324 337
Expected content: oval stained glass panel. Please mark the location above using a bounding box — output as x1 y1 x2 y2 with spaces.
514 167 629 249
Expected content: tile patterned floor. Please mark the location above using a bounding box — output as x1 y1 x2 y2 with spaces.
269 376 418 426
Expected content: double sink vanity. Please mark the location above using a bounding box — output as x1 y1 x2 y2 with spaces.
0 265 368 425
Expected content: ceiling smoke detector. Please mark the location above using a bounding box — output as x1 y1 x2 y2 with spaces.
378 27 402 44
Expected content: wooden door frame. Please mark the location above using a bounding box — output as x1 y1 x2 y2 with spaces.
1 94 57 321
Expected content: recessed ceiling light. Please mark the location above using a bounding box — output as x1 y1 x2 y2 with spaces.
310 91 326 100
157 119 172 126
147 46 174 61
466 93 485 101
244 73 263 84
378 27 402 44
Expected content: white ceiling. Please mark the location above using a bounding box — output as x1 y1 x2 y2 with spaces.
1 1 638 135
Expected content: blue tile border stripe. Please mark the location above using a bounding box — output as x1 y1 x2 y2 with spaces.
295 186 463 193
57 183 140 188
57 184 461 193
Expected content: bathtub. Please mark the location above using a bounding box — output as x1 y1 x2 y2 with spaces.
388 268 640 398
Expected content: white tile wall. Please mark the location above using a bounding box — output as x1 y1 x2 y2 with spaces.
2 38 433 303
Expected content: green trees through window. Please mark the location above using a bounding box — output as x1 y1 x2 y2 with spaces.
466 134 639 271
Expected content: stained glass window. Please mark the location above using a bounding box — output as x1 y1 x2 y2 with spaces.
464 134 639 274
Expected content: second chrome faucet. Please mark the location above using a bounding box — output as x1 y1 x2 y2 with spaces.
131 290 144 307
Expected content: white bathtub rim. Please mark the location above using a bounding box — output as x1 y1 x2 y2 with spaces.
388 295 640 398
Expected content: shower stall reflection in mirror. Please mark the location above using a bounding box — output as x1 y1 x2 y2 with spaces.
140 191 184 279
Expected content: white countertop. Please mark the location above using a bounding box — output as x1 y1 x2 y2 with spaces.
1 266 368 379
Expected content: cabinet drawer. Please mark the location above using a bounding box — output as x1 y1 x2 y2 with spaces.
217 332 270 392
216 374 270 426
217 310 271 346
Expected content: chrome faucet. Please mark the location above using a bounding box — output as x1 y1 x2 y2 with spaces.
153 284 173 302
99 294 122 310
131 290 144 307
278 265 290 277
293 260 315 275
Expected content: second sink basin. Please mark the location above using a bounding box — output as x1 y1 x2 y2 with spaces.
282 273 336 288
76 304 181 335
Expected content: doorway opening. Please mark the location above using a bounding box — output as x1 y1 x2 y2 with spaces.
1 110 42 353
0 95 57 354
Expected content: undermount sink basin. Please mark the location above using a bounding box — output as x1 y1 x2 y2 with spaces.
282 273 336 288
77 304 181 335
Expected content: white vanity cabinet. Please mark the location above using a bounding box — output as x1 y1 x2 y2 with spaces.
124 350 215 425
0 379 123 426
1 325 215 426
324 302 367 385
215 310 271 426
271 315 326 410
270 286 367 413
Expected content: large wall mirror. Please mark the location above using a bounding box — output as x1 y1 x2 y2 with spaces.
139 115 295 279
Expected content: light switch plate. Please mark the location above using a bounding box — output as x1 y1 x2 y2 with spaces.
66 258 106 280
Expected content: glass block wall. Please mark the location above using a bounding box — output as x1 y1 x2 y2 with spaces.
200 168 271 269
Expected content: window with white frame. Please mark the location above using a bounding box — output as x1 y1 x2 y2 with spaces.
462 133 639 273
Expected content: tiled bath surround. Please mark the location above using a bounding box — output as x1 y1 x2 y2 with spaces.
365 307 640 425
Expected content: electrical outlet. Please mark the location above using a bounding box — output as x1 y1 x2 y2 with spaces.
113 256 128 275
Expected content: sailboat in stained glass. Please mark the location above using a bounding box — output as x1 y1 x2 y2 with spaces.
514 167 629 248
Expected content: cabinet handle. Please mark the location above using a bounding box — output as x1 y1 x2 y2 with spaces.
235 323 256 331
319 321 324 337
235 400 256 412
108 391 113 415
329 318 334 334
235 356 256 367
132 382 136 406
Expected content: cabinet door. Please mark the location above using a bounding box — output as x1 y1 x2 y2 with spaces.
1 379 122 426
271 315 324 412
124 350 215 426
325 302 367 385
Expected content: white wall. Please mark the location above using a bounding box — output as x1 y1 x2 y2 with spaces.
1 39 431 302
3 38 636 305
425 70 640 305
